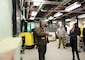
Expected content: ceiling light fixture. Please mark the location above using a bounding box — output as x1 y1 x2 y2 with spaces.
33 0 44 6
65 19 71 21
33 2 42 6
78 14 85 18
30 17 35 20
31 11 37 16
48 16 54 20
45 19 49 21
33 0 44 2
65 2 81 12
54 12 63 17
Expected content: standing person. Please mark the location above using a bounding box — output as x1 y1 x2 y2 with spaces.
67 24 71 35
83 27 85 51
80 23 85 51
69 23 80 60
35 21 49 60
56 24 67 49
75 23 81 52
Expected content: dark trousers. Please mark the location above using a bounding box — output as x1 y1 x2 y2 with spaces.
83 37 85 45
83 37 85 50
38 44 47 60
72 49 80 60
71 38 80 60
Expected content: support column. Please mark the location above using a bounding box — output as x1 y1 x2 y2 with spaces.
12 0 17 37
76 16 79 26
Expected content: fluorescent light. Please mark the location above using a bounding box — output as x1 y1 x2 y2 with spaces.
33 0 43 2
33 2 41 6
54 12 63 17
31 11 37 16
48 16 54 20
65 19 71 21
33 0 43 6
30 17 35 20
78 14 85 18
65 2 81 12
45 19 49 21
53 21 57 23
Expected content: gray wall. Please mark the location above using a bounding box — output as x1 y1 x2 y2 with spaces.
0 0 12 41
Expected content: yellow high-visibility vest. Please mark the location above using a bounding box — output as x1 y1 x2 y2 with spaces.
80 26 85 37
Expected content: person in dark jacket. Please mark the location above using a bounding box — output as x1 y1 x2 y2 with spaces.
69 23 80 60
35 21 49 60
83 28 85 51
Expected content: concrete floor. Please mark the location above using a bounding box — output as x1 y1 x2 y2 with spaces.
21 40 85 60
